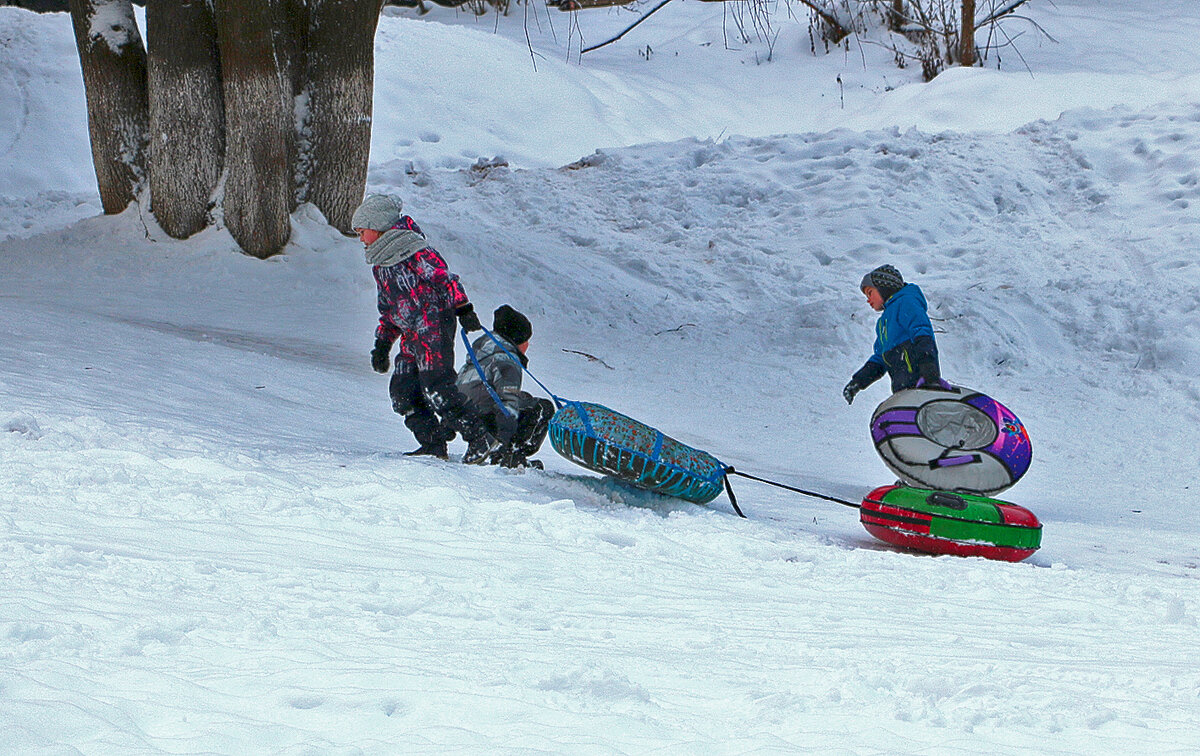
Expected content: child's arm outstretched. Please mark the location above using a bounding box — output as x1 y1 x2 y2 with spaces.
843 358 886 405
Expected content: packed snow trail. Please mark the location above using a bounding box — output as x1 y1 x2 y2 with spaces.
4 406 1199 753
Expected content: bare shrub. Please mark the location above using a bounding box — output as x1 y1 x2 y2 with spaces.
804 0 1046 81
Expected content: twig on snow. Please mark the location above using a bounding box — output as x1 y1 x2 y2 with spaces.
654 323 697 336
795 0 849 42
562 349 615 369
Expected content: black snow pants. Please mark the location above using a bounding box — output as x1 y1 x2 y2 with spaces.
389 312 488 447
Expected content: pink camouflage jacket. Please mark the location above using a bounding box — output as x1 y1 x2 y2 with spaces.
372 215 469 351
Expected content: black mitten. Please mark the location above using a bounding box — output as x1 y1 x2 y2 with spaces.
916 357 941 386
370 339 392 374
843 380 862 405
847 360 885 405
456 304 482 332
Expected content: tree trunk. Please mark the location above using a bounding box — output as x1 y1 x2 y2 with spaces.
304 0 383 233
959 0 976 67
68 0 149 214
888 0 904 32
70 0 384 258
277 0 309 100
214 0 294 258
146 0 224 239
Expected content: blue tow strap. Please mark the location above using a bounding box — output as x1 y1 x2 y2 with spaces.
460 328 517 419
460 325 567 418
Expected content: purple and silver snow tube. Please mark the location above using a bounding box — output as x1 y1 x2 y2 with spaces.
870 384 1032 496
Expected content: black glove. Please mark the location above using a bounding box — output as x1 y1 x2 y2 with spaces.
916 357 943 388
370 339 392 374
456 304 482 332
847 361 885 404
843 379 862 405
911 336 941 386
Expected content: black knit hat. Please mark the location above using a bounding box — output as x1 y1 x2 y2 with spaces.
860 264 905 300
493 305 532 345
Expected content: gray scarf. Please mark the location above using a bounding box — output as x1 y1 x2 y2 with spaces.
365 228 428 267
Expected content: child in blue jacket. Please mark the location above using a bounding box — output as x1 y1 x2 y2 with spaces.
843 264 944 405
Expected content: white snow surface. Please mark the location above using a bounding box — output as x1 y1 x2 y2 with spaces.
2 1 1200 753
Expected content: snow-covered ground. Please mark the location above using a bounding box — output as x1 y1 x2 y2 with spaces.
2 1 1199 753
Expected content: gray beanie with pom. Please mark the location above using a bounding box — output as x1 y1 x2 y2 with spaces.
860 264 905 299
351 194 403 232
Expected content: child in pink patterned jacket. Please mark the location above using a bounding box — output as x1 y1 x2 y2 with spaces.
353 193 500 462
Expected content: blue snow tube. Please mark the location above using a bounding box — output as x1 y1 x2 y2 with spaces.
548 400 728 505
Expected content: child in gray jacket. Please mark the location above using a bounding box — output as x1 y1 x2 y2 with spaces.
456 305 556 468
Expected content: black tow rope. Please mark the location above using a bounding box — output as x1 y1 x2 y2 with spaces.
722 474 747 518
723 467 862 518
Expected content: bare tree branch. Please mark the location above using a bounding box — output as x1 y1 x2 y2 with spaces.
794 0 849 42
993 13 1057 43
580 0 673 54
989 21 1034 75
978 0 1035 26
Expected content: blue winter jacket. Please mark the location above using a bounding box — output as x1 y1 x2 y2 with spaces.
852 283 940 393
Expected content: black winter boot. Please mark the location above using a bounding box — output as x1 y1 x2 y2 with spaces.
509 398 556 460
498 454 543 470
462 433 503 465
403 442 448 460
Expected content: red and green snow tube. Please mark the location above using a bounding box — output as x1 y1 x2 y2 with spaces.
860 484 1042 562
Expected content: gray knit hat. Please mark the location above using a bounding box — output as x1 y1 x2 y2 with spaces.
351 194 403 232
860 264 905 299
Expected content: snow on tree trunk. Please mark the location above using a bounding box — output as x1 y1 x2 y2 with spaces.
214 0 294 259
146 0 224 239
275 0 308 190
68 0 149 215
960 0 975 67
303 0 382 233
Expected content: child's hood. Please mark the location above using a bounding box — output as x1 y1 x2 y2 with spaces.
886 283 927 311
470 334 528 368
